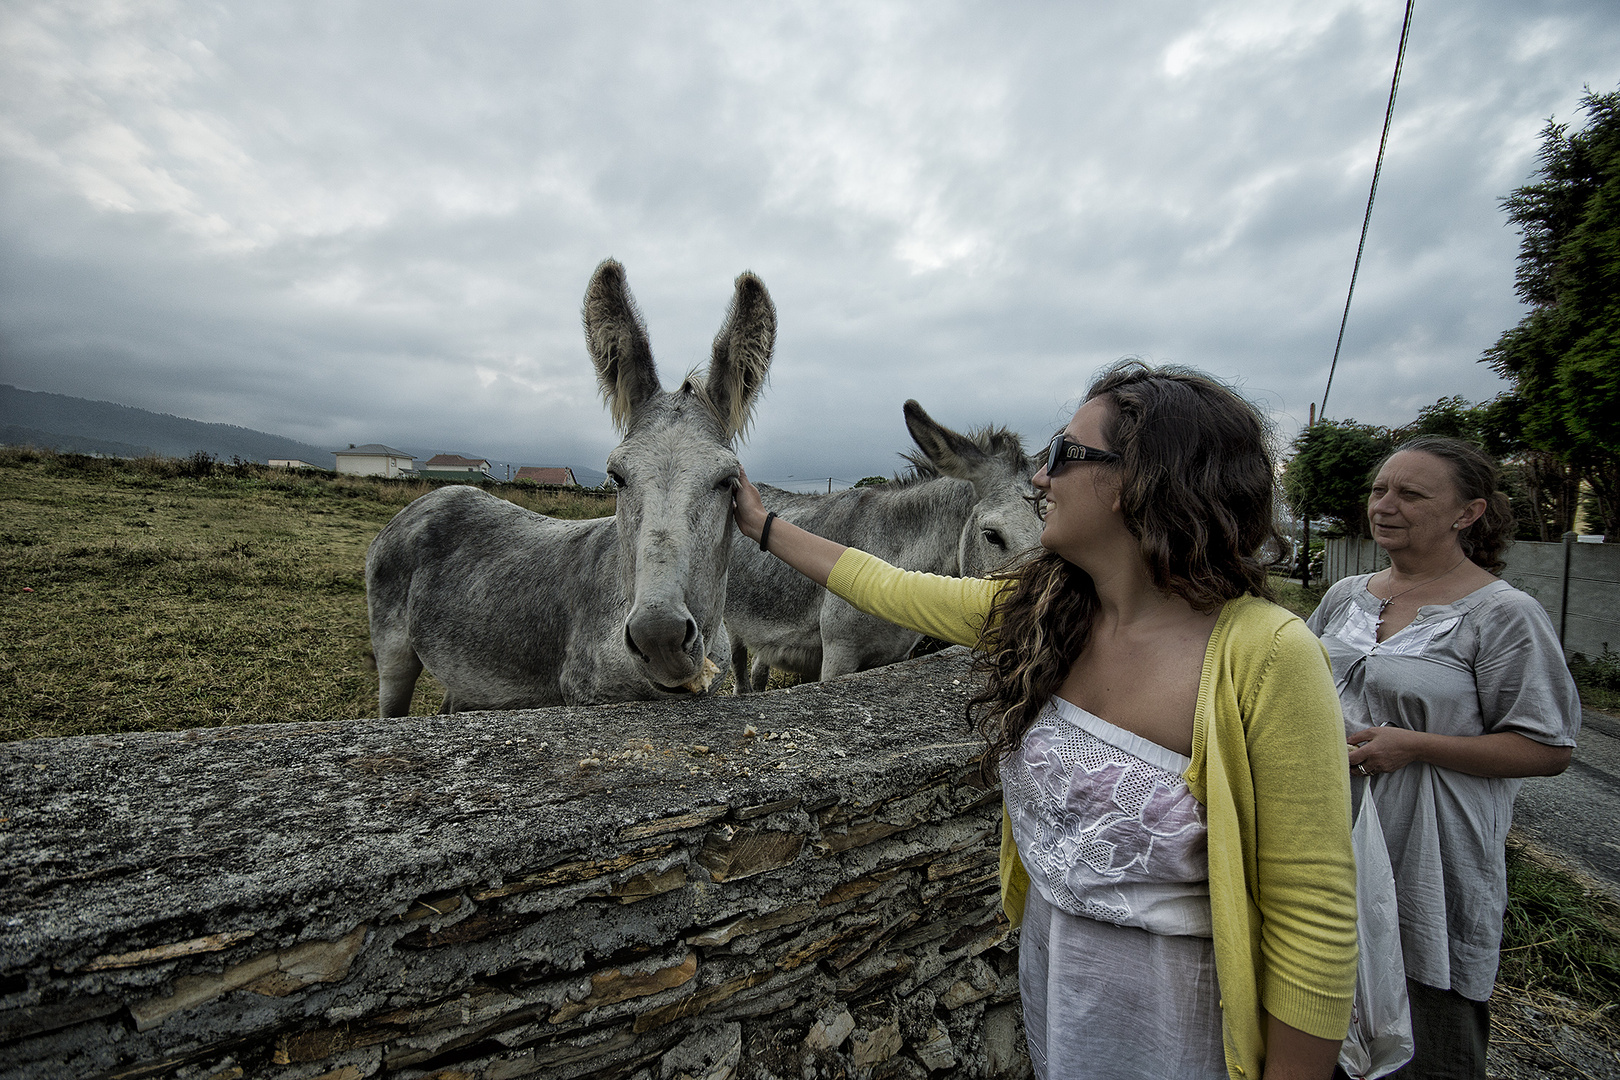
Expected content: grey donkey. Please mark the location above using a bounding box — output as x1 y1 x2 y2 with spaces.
365 259 773 713
726 402 1042 692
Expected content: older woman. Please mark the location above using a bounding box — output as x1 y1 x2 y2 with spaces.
1305 436 1580 1080
737 362 1357 1080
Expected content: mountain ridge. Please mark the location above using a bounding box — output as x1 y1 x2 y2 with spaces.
0 385 607 484
0 384 340 466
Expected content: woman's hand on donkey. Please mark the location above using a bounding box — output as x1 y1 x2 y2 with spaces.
732 467 769 543
731 467 845 586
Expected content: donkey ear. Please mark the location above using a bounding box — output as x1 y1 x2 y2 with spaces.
583 259 662 433
705 271 776 440
905 400 989 480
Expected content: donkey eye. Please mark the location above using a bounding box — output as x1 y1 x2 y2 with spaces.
983 528 1007 548
608 470 627 489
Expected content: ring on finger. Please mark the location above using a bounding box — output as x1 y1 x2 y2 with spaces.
1356 763 1369 776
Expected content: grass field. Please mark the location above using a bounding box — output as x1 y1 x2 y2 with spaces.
0 448 614 741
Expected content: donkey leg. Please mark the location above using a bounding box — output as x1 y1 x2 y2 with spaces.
730 640 754 695
819 629 920 682
819 645 866 681
749 655 772 693
377 650 424 718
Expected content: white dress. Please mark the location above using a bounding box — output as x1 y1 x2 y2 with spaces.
1002 696 1225 1080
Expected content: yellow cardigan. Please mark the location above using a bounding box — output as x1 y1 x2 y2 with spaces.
826 549 1357 1080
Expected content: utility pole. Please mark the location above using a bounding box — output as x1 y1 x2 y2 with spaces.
1300 403 1315 589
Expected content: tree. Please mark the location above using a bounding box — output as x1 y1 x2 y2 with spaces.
1484 86 1620 537
1392 393 1578 542
852 475 890 488
1281 419 1394 539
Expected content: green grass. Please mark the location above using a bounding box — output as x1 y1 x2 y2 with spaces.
1569 648 1620 714
1498 838 1620 1020
0 447 613 741
1268 575 1327 620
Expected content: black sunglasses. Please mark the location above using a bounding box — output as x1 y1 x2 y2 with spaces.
1043 432 1121 475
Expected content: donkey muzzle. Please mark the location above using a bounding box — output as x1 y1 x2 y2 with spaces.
623 602 705 689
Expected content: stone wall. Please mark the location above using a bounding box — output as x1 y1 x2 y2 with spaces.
0 648 1030 1080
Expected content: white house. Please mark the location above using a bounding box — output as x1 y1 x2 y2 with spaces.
333 444 416 478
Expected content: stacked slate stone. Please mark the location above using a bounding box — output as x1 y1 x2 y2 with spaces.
0 648 1032 1079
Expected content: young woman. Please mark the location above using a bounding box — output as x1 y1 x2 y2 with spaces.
1306 437 1579 1080
734 362 1357 1080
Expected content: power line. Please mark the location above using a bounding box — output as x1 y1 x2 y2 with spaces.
1320 0 1416 420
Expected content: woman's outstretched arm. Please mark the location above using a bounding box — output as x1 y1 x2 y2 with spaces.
732 467 847 586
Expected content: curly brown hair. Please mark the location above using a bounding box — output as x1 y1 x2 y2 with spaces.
1378 436 1514 574
967 360 1285 777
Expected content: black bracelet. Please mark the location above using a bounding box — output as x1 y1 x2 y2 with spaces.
759 512 777 553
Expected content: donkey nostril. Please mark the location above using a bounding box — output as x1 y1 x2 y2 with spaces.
624 624 650 662
682 618 699 651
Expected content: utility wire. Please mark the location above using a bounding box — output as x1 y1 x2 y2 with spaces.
1320 0 1415 419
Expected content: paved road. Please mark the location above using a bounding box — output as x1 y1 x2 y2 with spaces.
1511 703 1620 902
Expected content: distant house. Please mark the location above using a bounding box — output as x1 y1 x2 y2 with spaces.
269 458 324 471
421 453 495 483
515 466 578 487
333 444 416 478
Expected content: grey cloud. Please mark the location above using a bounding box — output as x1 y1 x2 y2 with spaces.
2 0 1618 486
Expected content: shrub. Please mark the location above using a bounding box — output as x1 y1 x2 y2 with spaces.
1569 647 1620 692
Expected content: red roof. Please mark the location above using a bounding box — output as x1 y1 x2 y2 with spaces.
515 466 577 485
423 454 490 468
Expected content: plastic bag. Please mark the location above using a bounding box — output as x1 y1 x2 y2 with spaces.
1338 777 1415 1080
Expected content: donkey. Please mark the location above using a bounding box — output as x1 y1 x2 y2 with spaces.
365 259 773 714
726 401 1042 692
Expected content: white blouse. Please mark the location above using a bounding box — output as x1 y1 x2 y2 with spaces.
1001 695 1212 937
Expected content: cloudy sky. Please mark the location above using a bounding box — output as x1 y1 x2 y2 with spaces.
3 1 1618 489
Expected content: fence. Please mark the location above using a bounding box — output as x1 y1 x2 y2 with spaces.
0 648 1030 1080
1320 537 1620 658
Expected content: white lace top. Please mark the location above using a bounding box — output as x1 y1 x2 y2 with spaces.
1001 696 1212 937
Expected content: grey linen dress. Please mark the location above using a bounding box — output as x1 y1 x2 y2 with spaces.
1306 576 1580 1001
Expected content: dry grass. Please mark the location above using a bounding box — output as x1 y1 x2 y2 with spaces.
1491 838 1620 1075
0 447 613 740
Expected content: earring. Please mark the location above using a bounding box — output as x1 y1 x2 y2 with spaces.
1452 523 1461 529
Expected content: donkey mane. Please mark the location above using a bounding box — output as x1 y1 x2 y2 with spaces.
678 373 754 444
892 424 1029 484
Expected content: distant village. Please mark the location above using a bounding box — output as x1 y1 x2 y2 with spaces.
268 444 588 487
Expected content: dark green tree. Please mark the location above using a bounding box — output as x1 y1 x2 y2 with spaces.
1485 86 1620 537
1392 393 1575 541
1281 419 1395 538
1395 395 1491 443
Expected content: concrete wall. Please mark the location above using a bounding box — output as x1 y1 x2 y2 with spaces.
1319 538 1388 584
1503 540 1620 659
0 648 1030 1080
1320 538 1620 658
